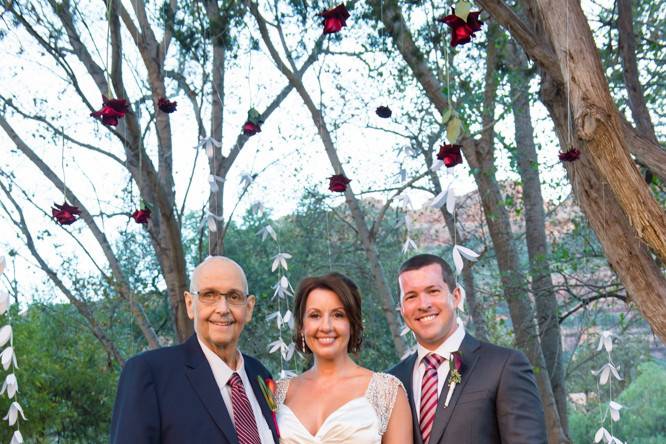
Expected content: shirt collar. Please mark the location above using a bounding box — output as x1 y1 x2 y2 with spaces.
197 336 244 386
416 316 466 367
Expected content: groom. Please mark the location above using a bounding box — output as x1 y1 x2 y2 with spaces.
110 256 278 444
389 254 547 444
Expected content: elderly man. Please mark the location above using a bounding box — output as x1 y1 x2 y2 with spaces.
110 256 278 444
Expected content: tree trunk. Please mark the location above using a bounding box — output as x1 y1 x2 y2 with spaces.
506 40 567 434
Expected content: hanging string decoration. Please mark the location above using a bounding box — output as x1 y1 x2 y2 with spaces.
52 129 80 226
259 225 298 379
592 330 625 444
437 2 483 47
0 256 25 444
318 4 350 34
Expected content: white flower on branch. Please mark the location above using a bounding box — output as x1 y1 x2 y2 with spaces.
0 325 12 347
1 374 18 399
9 430 22 444
592 363 622 385
257 225 277 242
452 245 479 275
0 347 17 370
402 238 417 254
609 400 623 422
597 330 615 353
272 253 292 272
0 291 9 316
196 137 222 159
3 401 25 426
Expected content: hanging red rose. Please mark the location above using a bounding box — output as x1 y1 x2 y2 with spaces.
242 108 263 136
559 148 581 162
52 202 81 225
375 106 392 118
131 207 151 224
437 144 463 168
319 4 350 34
90 95 129 126
438 7 484 47
328 174 351 192
158 97 177 113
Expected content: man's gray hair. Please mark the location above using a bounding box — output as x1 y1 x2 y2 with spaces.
189 256 249 294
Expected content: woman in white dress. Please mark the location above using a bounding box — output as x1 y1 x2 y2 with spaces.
275 273 413 444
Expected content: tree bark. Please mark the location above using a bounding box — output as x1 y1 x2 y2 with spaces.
506 41 567 434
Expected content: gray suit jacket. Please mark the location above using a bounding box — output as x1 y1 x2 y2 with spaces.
389 334 547 444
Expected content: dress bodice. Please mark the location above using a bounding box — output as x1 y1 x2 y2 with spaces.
275 372 403 444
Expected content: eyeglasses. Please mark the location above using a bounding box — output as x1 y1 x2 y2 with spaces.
192 290 248 306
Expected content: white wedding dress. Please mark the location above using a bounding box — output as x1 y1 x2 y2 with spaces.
275 372 403 444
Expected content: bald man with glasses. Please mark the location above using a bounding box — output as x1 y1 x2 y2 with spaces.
111 256 279 444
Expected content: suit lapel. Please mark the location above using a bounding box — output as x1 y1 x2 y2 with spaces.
428 334 481 444
393 352 424 444
184 336 239 444
244 356 279 443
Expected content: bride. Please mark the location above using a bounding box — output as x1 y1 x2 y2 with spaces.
275 273 412 444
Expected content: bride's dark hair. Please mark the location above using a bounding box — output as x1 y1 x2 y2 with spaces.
293 272 364 354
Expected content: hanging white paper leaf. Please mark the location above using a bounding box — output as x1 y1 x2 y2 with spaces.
404 214 413 232
446 185 456 215
397 194 413 210
268 339 286 354
592 363 622 385
456 245 480 261
430 159 444 172
0 291 10 316
284 342 296 361
3 401 25 426
280 369 298 379
0 256 5 275
250 202 265 216
282 310 293 326
402 238 417 254
266 311 281 327
400 345 417 361
280 275 290 289
456 285 466 313
452 247 464 275
240 173 254 189
0 325 12 347
594 426 611 443
430 190 448 209
0 347 16 370
609 401 623 422
207 216 217 232
257 225 277 242
272 253 292 272
9 430 22 444
1 374 17 399
597 330 614 353
400 325 411 336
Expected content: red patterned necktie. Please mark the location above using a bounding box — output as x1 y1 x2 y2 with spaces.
228 372 261 444
420 353 445 444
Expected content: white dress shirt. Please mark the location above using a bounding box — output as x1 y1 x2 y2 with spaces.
412 318 466 420
198 339 276 444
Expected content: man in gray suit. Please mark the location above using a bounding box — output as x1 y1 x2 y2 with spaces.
389 254 547 444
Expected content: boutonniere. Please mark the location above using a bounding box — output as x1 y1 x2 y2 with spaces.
257 376 280 437
444 351 463 407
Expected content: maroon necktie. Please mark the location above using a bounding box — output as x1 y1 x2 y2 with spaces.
227 373 261 444
420 353 445 444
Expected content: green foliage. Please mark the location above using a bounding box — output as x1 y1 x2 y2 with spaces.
568 361 666 444
0 305 118 443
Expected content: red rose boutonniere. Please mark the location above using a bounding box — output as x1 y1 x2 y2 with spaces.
444 351 463 407
258 376 280 438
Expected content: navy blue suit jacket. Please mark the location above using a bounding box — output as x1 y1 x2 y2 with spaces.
389 334 547 444
110 335 279 444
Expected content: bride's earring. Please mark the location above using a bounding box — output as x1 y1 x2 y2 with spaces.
301 333 306 352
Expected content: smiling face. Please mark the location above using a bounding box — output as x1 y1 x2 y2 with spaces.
302 288 351 360
399 263 461 350
185 258 255 357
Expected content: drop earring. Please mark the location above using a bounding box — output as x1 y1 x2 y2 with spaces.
301 333 306 352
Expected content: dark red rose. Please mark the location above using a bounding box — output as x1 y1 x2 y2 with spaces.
559 148 581 162
158 97 177 113
375 106 392 118
242 121 262 136
319 4 350 34
452 351 463 372
437 144 463 168
52 202 81 225
90 95 129 126
131 207 151 224
328 174 351 192
438 7 484 47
